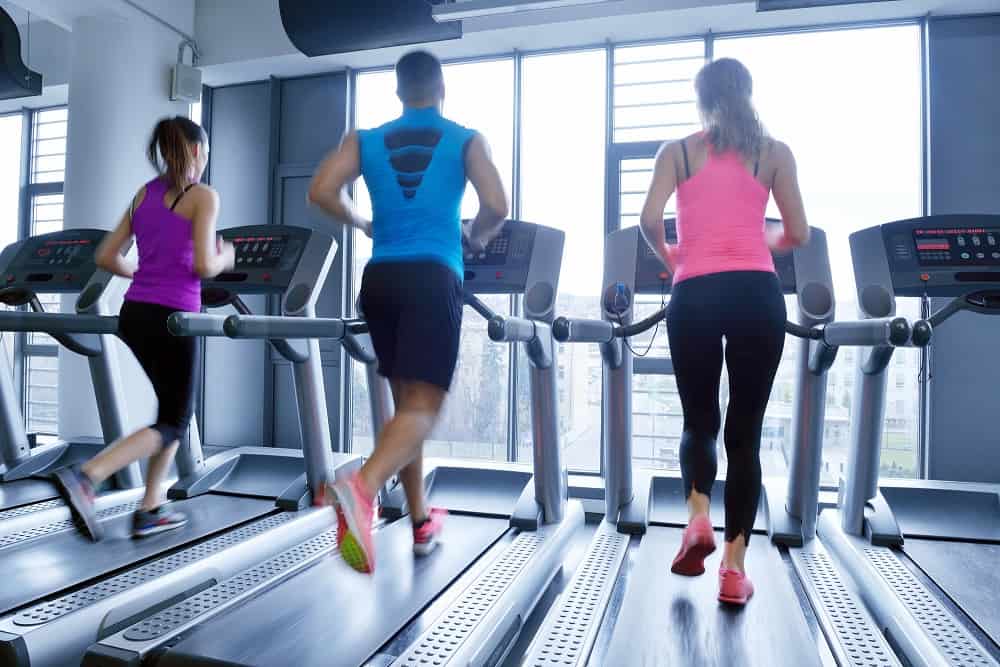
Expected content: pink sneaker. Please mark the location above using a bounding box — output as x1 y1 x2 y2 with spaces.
329 473 376 574
718 568 754 605
671 514 716 576
413 507 447 556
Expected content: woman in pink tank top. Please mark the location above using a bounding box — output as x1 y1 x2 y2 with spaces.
54 117 236 542
639 58 810 605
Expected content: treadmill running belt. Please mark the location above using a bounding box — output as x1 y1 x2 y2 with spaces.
603 526 822 666
156 515 508 667
0 494 273 614
904 538 1000 648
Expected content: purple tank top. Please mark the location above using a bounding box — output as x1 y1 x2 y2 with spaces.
124 177 202 312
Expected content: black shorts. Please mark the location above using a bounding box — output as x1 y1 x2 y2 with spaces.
359 261 463 391
118 300 199 442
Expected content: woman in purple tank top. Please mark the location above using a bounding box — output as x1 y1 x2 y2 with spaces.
54 117 235 541
640 59 811 605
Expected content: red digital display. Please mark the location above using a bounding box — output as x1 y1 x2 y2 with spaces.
916 241 949 251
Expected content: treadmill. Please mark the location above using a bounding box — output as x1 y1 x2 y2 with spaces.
530 221 916 666
0 229 144 518
0 224 361 667
84 219 586 667
818 214 1000 667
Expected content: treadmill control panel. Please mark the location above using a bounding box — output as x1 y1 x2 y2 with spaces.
871 215 1000 297
911 227 1000 266
0 229 107 304
463 221 560 295
203 225 310 304
633 219 796 294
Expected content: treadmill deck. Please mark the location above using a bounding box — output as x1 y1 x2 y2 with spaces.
602 525 825 666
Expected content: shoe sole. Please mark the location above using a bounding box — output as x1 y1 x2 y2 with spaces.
413 538 440 557
53 468 103 541
330 482 373 573
132 520 188 538
718 590 754 605
671 541 716 576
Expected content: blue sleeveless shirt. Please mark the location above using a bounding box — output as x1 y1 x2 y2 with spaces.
358 106 475 280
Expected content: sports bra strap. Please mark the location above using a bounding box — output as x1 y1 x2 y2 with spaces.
753 159 760 178
680 139 691 181
169 183 197 212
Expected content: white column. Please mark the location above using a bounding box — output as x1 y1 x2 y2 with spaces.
59 12 190 440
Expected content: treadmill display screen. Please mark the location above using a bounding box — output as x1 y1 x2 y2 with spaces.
465 230 515 267
25 238 95 268
913 227 1000 266
232 235 288 269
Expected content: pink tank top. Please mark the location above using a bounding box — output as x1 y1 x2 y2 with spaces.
670 141 774 285
124 177 202 312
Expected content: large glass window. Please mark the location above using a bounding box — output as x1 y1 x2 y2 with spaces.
350 60 515 460
0 114 22 372
714 25 923 480
516 49 607 470
25 107 68 434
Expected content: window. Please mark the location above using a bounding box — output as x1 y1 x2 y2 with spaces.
515 49 607 470
350 60 515 460
0 114 22 375
714 25 923 480
24 107 68 433
613 41 704 143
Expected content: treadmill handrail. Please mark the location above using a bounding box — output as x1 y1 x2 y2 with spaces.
0 311 118 335
223 314 356 341
552 308 666 344
168 312 228 337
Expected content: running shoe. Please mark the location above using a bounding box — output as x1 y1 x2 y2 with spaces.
132 504 188 538
412 507 447 556
718 567 755 605
670 514 716 576
54 465 102 541
330 472 376 573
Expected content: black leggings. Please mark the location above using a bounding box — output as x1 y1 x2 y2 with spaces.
118 300 199 446
666 271 786 543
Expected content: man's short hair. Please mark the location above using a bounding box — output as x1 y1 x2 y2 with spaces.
396 50 444 104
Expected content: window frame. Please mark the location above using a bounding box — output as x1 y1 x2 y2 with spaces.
342 17 929 478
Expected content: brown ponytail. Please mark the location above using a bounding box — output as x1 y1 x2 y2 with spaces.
694 58 764 161
148 116 208 192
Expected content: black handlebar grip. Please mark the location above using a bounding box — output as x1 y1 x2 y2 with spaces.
910 320 933 347
888 317 911 346
552 317 571 342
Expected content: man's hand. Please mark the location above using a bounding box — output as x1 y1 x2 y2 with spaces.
462 220 489 257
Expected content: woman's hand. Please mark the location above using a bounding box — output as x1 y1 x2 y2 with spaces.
657 243 677 274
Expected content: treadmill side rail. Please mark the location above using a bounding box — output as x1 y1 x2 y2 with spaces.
391 501 585 667
521 520 629 667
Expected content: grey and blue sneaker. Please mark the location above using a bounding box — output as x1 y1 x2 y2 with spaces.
132 504 188 538
53 465 103 541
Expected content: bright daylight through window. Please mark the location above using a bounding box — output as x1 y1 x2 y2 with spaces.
349 26 923 478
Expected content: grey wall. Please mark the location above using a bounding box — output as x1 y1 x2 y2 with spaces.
926 14 1000 483
202 73 348 451
201 82 272 447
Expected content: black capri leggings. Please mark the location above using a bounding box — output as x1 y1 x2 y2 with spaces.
118 300 199 446
666 271 786 544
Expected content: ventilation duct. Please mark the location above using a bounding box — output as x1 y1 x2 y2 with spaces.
0 8 41 100
278 1 462 58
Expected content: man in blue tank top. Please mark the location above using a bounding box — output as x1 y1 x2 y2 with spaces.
308 50 509 574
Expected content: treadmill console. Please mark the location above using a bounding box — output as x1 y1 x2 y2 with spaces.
633 219 796 294
852 215 1000 302
0 229 107 305
463 220 565 320
203 225 315 306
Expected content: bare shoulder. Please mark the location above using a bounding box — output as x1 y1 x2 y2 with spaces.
768 139 795 163
187 184 220 213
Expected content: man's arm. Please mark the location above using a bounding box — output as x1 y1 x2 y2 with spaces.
463 133 509 251
308 131 372 237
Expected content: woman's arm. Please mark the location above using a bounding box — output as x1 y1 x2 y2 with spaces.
95 192 141 279
190 186 235 279
639 141 680 272
308 131 372 238
769 141 810 251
